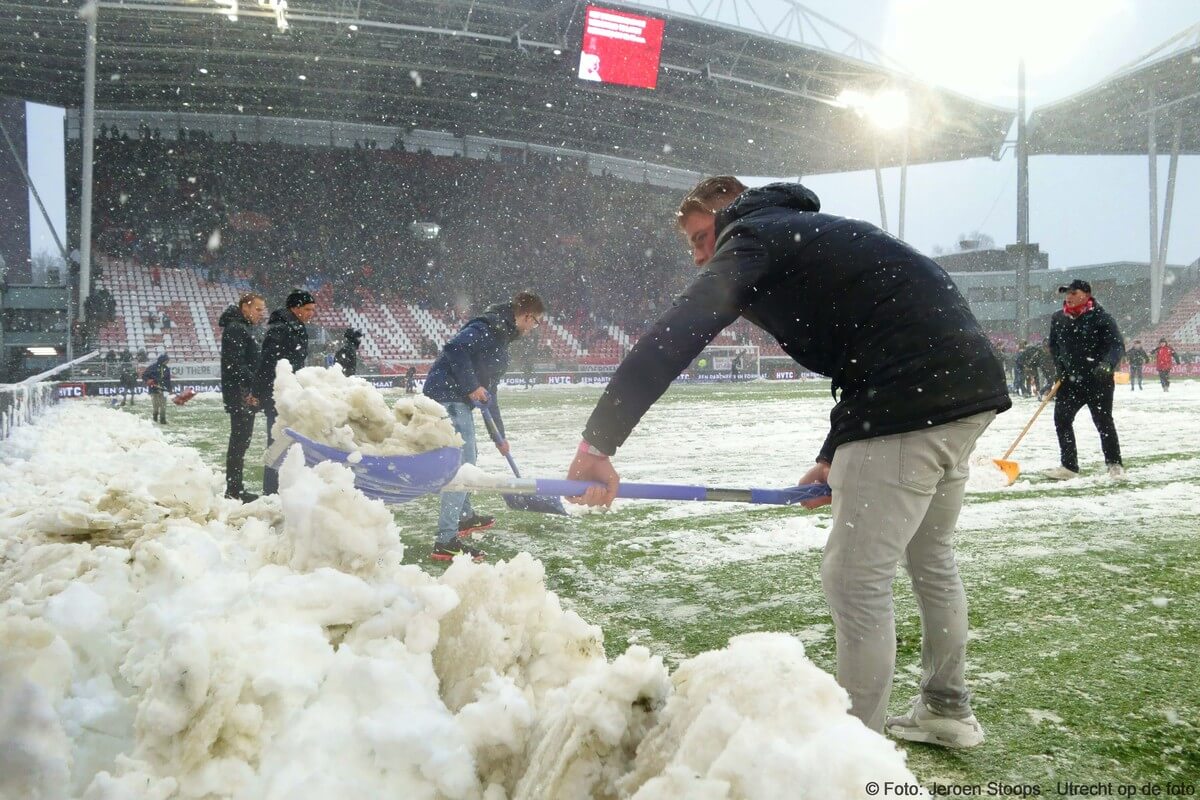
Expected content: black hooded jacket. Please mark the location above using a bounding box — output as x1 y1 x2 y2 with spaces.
583 183 1011 461
256 307 309 405
219 304 260 412
1047 302 1124 383
334 341 358 376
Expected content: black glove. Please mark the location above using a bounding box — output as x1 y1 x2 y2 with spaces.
1091 364 1114 381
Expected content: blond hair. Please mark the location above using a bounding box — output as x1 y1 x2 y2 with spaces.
675 176 748 228
514 291 545 316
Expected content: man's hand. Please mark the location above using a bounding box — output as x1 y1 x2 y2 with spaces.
468 386 490 405
1091 363 1114 382
797 461 832 509
566 441 619 507
496 439 510 456
244 393 259 408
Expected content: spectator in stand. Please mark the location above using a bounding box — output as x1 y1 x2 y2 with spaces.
1045 280 1125 480
1125 340 1148 391
220 292 267 502
423 291 546 562
161 313 172 331
146 313 157 332
1153 338 1181 391
334 328 363 376
256 289 315 494
142 354 173 424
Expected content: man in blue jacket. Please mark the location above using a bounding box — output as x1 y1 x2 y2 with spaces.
424 291 546 562
566 177 1010 747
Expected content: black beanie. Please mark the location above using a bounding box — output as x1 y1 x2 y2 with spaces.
286 289 315 308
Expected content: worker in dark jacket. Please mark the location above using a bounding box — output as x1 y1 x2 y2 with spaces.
118 354 138 407
257 289 316 494
566 178 1011 746
423 291 546 562
142 354 173 424
219 292 267 502
1024 342 1055 398
1045 279 1125 480
1125 340 1148 391
333 328 363 376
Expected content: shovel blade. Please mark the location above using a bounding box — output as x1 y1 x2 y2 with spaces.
501 492 569 516
992 458 1020 485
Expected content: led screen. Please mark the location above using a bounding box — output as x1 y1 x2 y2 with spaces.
577 5 665 90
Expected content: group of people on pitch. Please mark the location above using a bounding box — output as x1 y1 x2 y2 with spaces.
218 288 362 501
220 175 1162 749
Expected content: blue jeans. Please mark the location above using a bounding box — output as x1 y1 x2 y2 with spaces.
436 402 477 546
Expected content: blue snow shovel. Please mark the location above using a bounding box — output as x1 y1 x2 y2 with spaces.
475 404 569 515
266 428 462 505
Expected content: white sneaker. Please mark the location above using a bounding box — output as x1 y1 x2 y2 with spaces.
1042 466 1080 481
1107 464 1126 479
886 697 985 749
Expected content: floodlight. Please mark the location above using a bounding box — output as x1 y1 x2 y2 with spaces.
837 89 909 131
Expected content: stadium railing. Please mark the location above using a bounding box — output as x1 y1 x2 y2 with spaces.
0 351 99 442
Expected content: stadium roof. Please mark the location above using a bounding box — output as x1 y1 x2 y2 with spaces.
0 0 1013 175
1028 23 1200 156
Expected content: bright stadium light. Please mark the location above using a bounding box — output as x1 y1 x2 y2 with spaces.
211 0 290 30
836 89 909 130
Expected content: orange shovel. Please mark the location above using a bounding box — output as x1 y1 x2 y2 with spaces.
992 380 1061 485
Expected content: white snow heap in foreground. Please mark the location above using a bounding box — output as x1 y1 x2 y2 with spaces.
0 404 923 799
272 362 462 455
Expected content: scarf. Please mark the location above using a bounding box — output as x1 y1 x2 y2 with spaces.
1063 297 1095 319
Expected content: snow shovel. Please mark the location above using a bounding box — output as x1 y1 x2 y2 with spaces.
992 380 1061 485
442 474 833 506
475 404 569 516
265 427 463 505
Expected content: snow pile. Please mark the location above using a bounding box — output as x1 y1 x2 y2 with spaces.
272 361 462 455
1 403 922 799
966 456 1012 492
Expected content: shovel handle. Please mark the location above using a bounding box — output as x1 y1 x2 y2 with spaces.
1001 380 1061 460
500 478 832 505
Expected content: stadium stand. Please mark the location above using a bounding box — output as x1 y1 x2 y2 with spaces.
1137 285 1200 349
78 138 699 368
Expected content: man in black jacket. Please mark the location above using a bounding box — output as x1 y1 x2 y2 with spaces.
1125 339 1148 391
257 289 316 494
1045 279 1125 480
219 292 267 501
333 328 362 376
566 177 1010 746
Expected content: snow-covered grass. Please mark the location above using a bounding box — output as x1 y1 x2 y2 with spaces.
43 378 1200 791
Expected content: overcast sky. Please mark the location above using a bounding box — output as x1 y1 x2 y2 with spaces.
24 0 1200 270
